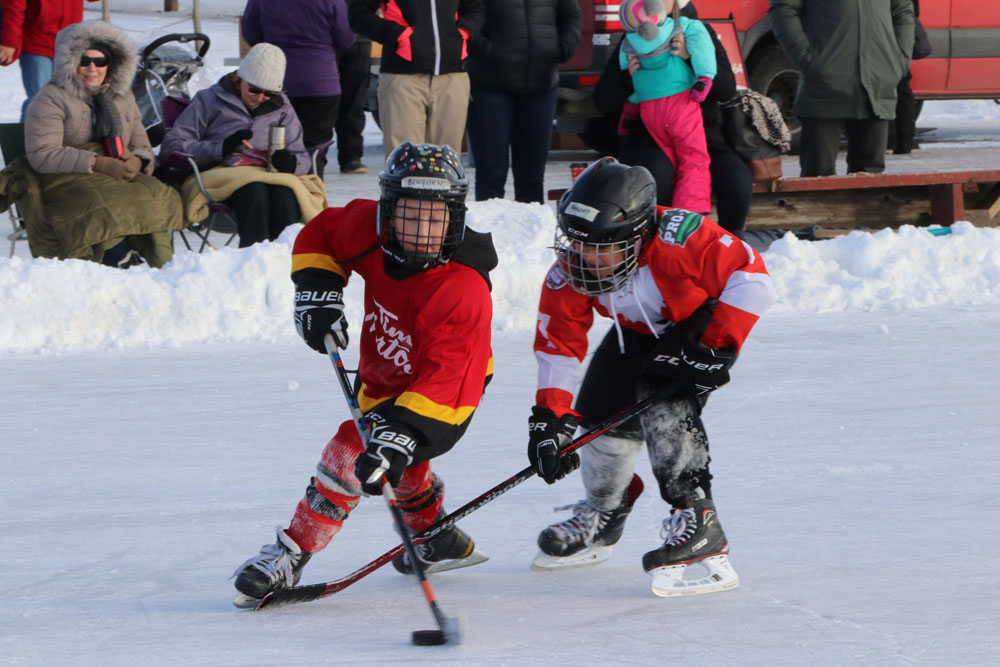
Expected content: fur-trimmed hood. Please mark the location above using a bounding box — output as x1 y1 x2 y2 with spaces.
51 20 137 100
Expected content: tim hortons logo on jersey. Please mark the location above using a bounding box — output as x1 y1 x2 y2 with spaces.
658 209 702 247
401 176 450 190
364 299 413 373
564 201 600 222
545 266 569 290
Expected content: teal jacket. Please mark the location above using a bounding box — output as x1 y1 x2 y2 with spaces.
619 16 716 103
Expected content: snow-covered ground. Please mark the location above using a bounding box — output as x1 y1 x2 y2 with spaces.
2 4 1000 666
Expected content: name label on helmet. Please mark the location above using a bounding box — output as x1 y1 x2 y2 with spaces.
401 176 450 190
658 209 702 247
565 201 600 222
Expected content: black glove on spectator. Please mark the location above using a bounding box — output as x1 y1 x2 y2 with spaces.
270 149 296 174
643 331 736 396
222 129 253 158
294 274 348 353
354 414 420 495
528 406 580 484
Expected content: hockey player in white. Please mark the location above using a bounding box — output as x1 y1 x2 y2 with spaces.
526 158 775 596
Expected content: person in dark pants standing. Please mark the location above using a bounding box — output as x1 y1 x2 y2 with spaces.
769 0 914 176
465 0 581 203
592 0 752 236
242 0 355 180
890 0 931 155
335 37 371 174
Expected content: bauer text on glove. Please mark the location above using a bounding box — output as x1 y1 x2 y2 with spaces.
354 415 420 495
294 275 348 353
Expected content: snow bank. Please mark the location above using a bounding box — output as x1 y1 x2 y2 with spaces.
2 200 999 353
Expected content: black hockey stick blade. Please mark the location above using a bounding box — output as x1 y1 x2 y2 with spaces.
254 386 675 611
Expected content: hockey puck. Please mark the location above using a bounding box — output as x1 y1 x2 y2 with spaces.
411 630 447 646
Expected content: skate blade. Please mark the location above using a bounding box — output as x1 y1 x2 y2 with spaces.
531 545 613 571
233 592 262 609
420 547 489 574
648 554 740 597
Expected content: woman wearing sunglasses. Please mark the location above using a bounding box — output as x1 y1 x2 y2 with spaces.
17 20 183 268
160 43 323 248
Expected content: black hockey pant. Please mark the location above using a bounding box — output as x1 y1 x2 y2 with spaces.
574 325 714 509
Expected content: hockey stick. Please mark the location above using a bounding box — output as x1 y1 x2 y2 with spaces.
323 335 459 645
255 375 674 611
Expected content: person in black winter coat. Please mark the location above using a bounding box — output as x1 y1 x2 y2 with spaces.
465 0 581 203
592 0 752 235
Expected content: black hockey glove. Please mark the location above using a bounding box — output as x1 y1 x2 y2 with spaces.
294 275 348 353
528 406 580 484
354 414 420 495
221 129 253 158
643 331 736 396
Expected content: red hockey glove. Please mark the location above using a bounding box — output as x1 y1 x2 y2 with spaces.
528 406 580 484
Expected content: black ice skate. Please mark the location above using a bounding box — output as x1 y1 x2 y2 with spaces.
391 520 489 576
232 527 312 609
641 498 739 597
532 474 644 570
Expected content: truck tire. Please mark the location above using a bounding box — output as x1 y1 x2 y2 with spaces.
747 42 801 154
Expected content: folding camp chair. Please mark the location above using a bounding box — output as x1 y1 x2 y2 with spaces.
0 122 28 257
155 96 239 253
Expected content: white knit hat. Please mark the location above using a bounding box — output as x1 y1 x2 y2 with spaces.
238 43 286 92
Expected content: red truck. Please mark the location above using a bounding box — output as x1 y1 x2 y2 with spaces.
560 0 1000 150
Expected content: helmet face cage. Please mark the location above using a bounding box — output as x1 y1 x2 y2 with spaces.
377 142 468 271
554 158 656 295
554 226 646 296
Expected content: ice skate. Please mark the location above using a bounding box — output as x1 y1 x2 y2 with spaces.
232 527 312 609
642 498 739 597
532 474 644 570
392 521 488 575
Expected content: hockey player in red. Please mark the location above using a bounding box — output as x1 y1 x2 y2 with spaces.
232 142 497 608
526 157 775 596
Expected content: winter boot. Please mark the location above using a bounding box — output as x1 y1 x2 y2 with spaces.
532 474 644 570
392 521 489 575
641 498 739 597
232 527 312 608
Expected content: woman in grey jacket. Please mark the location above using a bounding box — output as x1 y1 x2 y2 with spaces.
24 20 182 267
159 43 312 247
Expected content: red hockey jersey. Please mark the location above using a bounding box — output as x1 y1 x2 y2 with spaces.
534 208 776 416
292 199 494 452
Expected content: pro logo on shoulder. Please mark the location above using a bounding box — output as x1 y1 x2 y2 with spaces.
658 209 702 247
545 265 569 290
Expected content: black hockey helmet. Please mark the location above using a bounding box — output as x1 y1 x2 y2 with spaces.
377 141 468 271
555 157 657 295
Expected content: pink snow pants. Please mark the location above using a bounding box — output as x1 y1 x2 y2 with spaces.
639 92 712 214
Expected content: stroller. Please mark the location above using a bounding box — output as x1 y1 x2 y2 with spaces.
131 33 211 147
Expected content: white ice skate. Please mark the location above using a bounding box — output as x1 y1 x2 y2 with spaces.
531 545 614 571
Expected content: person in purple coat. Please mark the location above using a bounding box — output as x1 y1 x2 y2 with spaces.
242 0 355 179
159 43 312 247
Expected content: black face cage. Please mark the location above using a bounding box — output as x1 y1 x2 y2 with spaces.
378 184 467 271
554 226 647 296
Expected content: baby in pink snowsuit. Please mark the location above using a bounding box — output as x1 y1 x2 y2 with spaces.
619 0 716 214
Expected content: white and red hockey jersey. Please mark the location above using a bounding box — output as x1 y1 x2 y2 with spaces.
534 208 776 417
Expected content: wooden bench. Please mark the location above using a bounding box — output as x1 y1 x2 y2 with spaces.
548 168 1000 231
